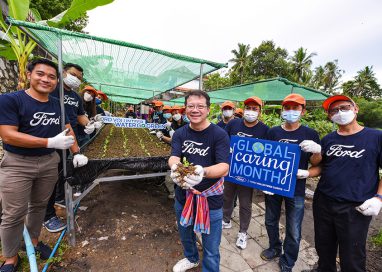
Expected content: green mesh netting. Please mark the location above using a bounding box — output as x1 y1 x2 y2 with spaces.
170 78 329 105
9 18 226 104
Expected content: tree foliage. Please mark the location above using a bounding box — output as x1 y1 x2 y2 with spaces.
30 0 88 32
342 66 381 99
310 60 344 93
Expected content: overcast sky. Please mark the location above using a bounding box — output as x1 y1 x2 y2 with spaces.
85 0 382 86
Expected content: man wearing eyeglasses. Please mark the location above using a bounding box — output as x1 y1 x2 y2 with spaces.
310 95 382 272
222 96 269 250
169 90 230 272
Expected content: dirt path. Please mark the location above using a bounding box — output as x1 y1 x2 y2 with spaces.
50 178 185 272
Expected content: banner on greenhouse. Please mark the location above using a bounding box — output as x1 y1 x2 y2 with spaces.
226 136 301 198
101 116 166 129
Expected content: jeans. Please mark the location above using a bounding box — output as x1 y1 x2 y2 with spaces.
174 199 222 272
313 192 371 272
264 194 305 268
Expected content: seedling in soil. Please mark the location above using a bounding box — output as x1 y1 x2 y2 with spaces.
174 158 197 187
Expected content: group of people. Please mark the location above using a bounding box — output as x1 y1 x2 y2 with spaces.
168 90 382 272
0 58 381 272
0 58 108 272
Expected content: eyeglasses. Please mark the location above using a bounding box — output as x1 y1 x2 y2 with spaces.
186 104 208 110
328 104 353 115
244 106 260 111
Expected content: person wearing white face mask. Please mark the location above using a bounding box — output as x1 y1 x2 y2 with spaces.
261 94 322 272
217 101 236 129
223 96 270 250
47 63 92 233
308 95 382 272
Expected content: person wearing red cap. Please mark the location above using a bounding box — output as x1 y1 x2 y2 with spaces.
150 100 166 124
223 96 269 250
308 95 382 272
234 108 243 118
217 101 236 129
125 105 137 119
260 93 322 272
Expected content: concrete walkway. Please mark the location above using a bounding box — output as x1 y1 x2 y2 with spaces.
219 202 318 272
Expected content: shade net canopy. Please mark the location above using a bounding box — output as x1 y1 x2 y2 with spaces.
9 18 226 104
169 77 329 105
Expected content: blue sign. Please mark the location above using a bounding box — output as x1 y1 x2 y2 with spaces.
226 136 301 198
100 116 166 129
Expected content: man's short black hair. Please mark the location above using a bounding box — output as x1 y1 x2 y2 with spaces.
27 58 58 76
64 63 84 73
185 90 211 107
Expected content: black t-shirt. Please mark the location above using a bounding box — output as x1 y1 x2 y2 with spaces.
96 105 105 116
171 123 230 209
225 119 269 139
267 125 320 197
50 86 85 130
317 127 382 202
0 90 69 156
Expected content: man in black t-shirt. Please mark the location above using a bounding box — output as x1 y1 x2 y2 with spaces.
261 94 322 272
169 91 230 272
216 100 236 129
0 59 87 270
309 95 382 272
223 96 269 250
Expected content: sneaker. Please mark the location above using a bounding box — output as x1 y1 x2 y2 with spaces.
54 199 66 208
222 220 232 229
43 216 67 233
172 258 199 272
260 248 281 261
34 241 52 260
0 255 21 272
236 232 247 249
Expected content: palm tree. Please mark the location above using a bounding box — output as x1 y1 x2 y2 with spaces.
342 66 381 99
229 43 250 84
290 47 317 83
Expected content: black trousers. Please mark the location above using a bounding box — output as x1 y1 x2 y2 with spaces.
313 192 372 272
44 151 66 221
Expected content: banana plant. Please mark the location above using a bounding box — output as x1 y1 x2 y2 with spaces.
0 0 114 90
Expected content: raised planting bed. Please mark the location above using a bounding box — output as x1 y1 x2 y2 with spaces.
66 125 171 186
84 125 171 159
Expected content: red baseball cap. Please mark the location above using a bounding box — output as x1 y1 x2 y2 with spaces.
153 100 164 107
221 101 235 109
235 108 243 117
322 95 354 111
82 85 98 97
97 90 108 101
282 93 306 106
244 96 263 107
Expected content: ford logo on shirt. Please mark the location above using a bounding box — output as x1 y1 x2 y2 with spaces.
64 95 79 107
182 140 210 156
30 112 60 126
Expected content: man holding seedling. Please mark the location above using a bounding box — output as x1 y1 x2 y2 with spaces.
169 90 230 272
0 59 85 271
261 94 321 272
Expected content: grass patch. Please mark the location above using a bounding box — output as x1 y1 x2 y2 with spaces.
371 229 382 247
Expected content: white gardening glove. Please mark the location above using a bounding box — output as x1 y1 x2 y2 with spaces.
170 164 183 187
263 191 274 195
169 130 175 138
94 114 103 122
104 110 111 116
184 165 204 187
94 121 103 129
299 140 321 154
73 153 88 168
156 131 163 140
84 122 95 134
356 197 382 216
47 128 75 150
297 169 310 179
165 122 172 130
149 129 156 134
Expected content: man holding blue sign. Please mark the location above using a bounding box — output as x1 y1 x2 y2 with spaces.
260 94 321 272
223 96 269 250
